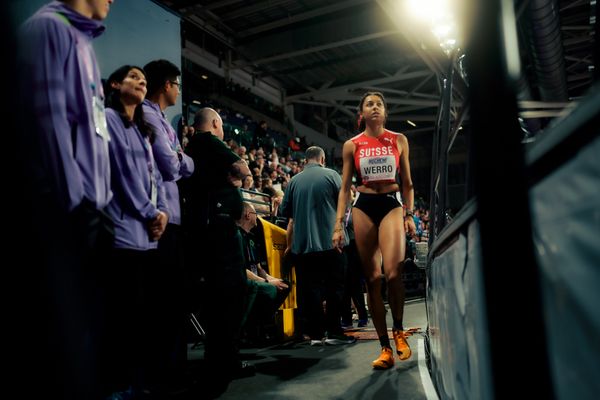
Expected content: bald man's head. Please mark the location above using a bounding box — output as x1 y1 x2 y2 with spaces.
237 202 258 232
193 107 224 140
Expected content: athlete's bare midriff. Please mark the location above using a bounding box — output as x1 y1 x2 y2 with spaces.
356 182 400 194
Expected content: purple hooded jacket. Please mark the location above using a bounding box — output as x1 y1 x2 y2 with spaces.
19 1 111 212
143 100 194 225
105 109 168 250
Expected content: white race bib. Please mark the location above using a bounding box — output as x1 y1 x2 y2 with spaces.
360 155 396 182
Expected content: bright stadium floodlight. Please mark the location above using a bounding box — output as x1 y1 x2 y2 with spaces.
406 0 449 22
403 0 459 55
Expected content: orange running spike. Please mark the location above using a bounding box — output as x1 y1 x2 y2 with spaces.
372 347 395 369
393 330 412 360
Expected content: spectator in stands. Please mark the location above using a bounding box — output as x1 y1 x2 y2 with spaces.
332 91 416 369
17 1 115 398
269 169 281 186
261 177 274 194
421 219 430 243
412 209 423 240
103 65 170 398
242 175 270 215
253 174 264 192
249 154 266 177
184 107 254 394
143 59 195 383
261 186 285 218
271 189 285 217
269 152 279 170
289 162 301 177
237 145 248 161
248 148 257 163
237 202 290 330
288 136 302 153
181 125 194 149
280 157 291 174
242 174 256 192
280 146 356 346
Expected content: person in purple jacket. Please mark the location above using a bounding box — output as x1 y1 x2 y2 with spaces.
141 59 195 386
17 1 114 399
19 0 114 213
103 65 170 398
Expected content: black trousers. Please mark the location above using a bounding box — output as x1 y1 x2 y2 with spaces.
200 215 247 368
100 248 157 395
27 199 114 400
341 240 368 323
156 224 187 377
294 250 346 339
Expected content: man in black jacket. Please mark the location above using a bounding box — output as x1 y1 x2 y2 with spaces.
183 107 253 396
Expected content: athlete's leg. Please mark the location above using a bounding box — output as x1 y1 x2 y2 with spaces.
379 207 412 359
378 207 406 327
352 208 386 337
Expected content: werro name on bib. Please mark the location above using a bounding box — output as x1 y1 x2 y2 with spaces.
360 155 396 182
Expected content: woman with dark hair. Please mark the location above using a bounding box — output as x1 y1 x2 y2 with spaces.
332 91 417 369
102 65 169 397
104 64 169 248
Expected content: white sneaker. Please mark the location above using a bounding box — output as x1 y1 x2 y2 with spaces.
325 334 357 345
310 338 324 346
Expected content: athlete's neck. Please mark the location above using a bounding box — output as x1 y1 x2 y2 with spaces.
364 124 385 137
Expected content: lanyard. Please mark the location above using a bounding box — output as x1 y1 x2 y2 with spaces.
137 126 158 207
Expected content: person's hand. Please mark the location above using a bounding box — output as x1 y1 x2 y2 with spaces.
268 278 289 291
149 211 168 241
404 216 417 238
332 229 345 253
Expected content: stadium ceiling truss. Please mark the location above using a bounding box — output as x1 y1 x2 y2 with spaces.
158 0 595 136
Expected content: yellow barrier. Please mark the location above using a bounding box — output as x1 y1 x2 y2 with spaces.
259 217 296 339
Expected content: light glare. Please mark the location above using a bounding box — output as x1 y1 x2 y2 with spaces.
403 0 459 54
406 0 451 23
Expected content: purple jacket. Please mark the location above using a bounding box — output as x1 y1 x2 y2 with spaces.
18 1 111 212
142 100 194 225
105 109 168 250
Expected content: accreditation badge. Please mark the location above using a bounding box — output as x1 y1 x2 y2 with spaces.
92 95 110 141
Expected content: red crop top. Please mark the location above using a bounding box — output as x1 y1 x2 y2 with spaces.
351 130 400 186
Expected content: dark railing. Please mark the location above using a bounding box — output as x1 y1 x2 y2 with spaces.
428 50 463 247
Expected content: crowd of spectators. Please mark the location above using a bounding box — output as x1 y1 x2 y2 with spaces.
180 101 332 224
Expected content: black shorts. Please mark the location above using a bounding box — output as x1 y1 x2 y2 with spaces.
353 192 402 227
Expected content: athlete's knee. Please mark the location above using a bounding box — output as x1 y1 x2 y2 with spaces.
384 273 402 286
365 273 383 288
